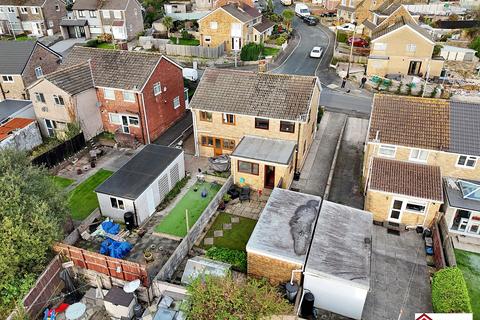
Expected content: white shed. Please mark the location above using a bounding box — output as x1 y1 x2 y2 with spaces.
95 144 185 226
439 45 476 62
302 201 372 320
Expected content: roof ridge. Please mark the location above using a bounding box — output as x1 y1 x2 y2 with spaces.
46 60 90 78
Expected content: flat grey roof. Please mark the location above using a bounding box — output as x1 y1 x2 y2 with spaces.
0 99 32 123
444 177 480 212
231 136 296 165
305 201 372 288
246 188 322 265
95 145 183 200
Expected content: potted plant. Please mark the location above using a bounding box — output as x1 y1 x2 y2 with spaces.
223 193 232 204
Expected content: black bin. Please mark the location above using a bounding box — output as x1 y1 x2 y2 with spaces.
300 292 315 317
124 212 135 231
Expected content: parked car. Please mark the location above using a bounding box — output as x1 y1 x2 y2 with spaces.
295 3 310 17
347 37 369 47
281 0 293 5
303 16 318 26
337 23 356 32
183 68 199 81
310 46 323 58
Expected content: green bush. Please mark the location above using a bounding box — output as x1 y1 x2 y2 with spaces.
85 39 99 47
432 267 472 313
337 32 348 43
206 247 247 272
275 34 287 46
469 36 480 57
240 42 264 61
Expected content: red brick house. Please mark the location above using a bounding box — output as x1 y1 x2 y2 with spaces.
61 47 186 144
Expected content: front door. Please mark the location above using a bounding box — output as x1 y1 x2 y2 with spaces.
264 165 275 189
32 22 43 36
408 61 422 75
121 115 130 134
214 138 222 156
389 199 403 223
232 37 241 51
79 26 85 37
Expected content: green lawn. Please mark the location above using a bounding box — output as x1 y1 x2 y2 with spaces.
201 212 257 251
96 42 116 49
155 181 221 237
51 176 75 189
262 47 280 57
169 37 200 46
455 249 480 319
68 169 113 220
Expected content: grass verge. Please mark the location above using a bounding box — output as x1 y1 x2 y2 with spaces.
169 37 200 46
51 176 75 189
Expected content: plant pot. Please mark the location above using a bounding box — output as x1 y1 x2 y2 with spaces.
144 251 154 262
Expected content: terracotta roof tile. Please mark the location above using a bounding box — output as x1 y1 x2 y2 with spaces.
0 118 35 141
370 158 443 201
190 69 317 122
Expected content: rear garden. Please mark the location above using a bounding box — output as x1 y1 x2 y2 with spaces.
455 249 480 318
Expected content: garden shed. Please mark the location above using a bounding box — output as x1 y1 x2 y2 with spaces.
95 144 185 226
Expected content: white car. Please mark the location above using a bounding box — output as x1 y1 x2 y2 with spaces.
310 46 323 58
337 23 356 32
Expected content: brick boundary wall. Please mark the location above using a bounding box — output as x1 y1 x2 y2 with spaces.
154 176 233 281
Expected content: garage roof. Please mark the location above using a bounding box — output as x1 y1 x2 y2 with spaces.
231 136 296 165
95 145 183 200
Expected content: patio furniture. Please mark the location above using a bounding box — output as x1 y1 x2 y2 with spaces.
239 187 251 202
227 185 241 199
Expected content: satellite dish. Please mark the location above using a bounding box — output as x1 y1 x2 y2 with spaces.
65 303 86 320
123 279 141 293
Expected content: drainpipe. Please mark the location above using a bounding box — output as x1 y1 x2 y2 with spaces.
140 92 150 144
290 269 303 285
0 82 6 100
191 110 199 157
294 122 301 174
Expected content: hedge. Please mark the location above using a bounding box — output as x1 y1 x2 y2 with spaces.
206 247 247 272
240 43 264 61
432 267 472 313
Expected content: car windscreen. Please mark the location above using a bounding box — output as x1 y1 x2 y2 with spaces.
301 9 309 13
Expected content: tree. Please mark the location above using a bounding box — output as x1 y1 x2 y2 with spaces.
470 36 480 57
267 0 274 13
0 150 68 318
143 0 165 27
282 9 294 31
186 275 291 320
162 16 174 38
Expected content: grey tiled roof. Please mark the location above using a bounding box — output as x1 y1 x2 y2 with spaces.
62 47 164 91
72 0 98 10
100 0 130 10
44 62 94 96
0 40 36 74
369 94 480 156
190 69 317 122
370 158 443 201
72 0 130 10
222 3 261 23
373 1 401 15
372 18 432 41
253 17 275 33
362 19 377 30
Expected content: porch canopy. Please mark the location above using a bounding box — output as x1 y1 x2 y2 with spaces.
60 19 88 27
231 135 296 165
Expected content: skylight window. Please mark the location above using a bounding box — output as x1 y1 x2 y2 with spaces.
458 180 480 201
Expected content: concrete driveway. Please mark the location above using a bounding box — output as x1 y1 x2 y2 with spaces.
50 37 86 55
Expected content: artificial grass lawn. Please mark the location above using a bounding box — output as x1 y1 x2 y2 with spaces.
455 249 480 319
68 169 113 220
455 249 480 320
202 212 257 251
262 47 280 57
155 181 221 237
169 37 200 46
51 176 75 189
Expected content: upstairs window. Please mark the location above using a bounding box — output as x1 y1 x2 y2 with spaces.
255 118 269 130
123 91 135 102
374 43 387 51
406 44 416 52
53 95 65 106
31 7 39 14
210 21 218 29
104 88 115 100
113 10 121 19
280 121 295 133
2 75 14 83
8 7 15 13
153 82 161 96
35 66 43 78
378 144 396 157
35 92 45 103
409 148 428 162
78 10 85 17
223 113 235 125
457 155 477 168
55 4 60 11
103 10 110 18
200 111 212 122
89 10 97 18
20 7 28 14
173 96 180 109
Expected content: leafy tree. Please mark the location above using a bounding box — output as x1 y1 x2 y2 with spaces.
240 42 264 61
186 275 291 320
162 16 174 37
433 44 443 57
0 150 68 317
266 0 274 13
282 9 294 31
470 36 480 57
143 0 165 27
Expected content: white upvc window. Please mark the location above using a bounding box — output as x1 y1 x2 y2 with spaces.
406 44 416 52
35 92 46 103
89 10 97 18
109 113 122 124
110 197 125 209
2 75 14 83
20 7 28 14
35 66 43 78
374 42 387 51
103 10 110 18
123 91 135 102
409 148 428 162
457 155 477 169
404 200 426 214
53 95 65 106
378 144 396 157
31 7 39 14
210 21 218 29
128 116 139 126
153 82 161 96
78 10 85 17
8 7 15 13
173 96 180 109
113 10 121 19
104 88 115 100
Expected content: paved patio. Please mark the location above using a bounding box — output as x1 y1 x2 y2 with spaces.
224 189 270 220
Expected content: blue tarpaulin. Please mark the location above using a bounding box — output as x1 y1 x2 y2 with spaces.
100 239 132 259
101 221 120 235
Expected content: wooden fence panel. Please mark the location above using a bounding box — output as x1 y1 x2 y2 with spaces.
53 243 149 287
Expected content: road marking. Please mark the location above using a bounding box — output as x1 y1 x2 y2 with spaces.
268 30 302 73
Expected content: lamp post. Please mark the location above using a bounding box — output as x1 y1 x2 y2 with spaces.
346 20 357 78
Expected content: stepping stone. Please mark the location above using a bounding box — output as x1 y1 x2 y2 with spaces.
223 223 232 230
231 217 240 223
204 237 214 245
214 230 223 237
